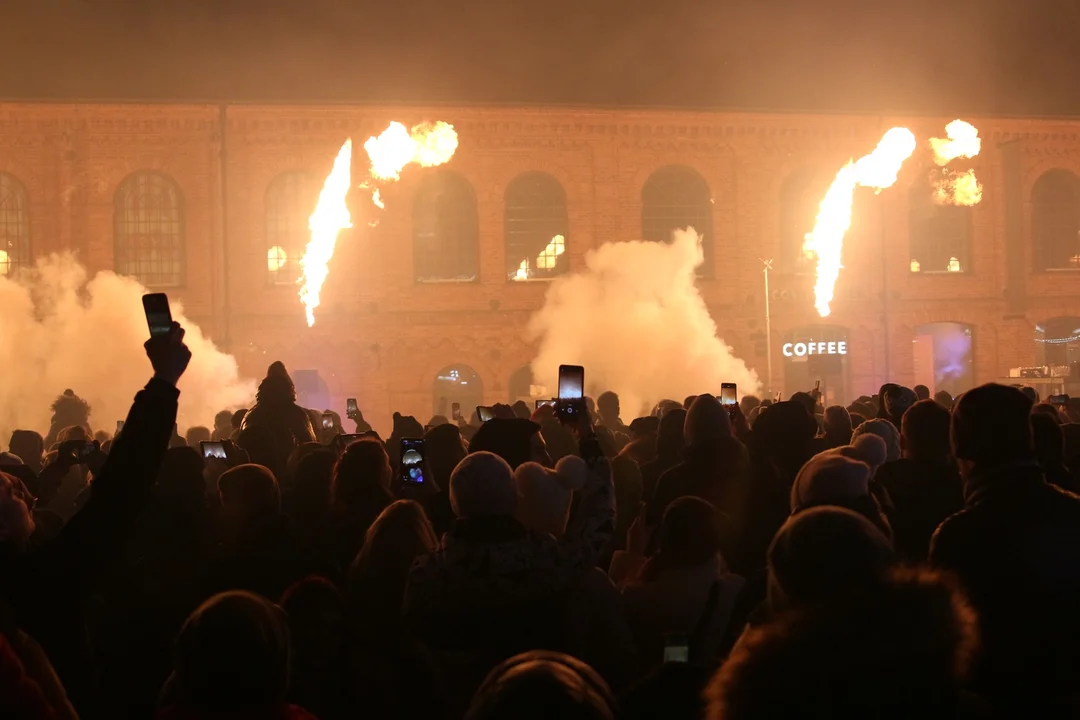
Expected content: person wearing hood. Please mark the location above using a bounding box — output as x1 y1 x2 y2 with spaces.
240 362 316 456
403 450 618 710
790 453 893 541
640 408 686 502
877 383 917 429
44 390 91 450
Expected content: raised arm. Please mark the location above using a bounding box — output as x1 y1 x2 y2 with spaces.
46 323 191 592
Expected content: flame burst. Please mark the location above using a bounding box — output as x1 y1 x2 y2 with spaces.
363 121 459 182
804 128 917 317
929 120 983 206
299 139 353 327
513 235 566 281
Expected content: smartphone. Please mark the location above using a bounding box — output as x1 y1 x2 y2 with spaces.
77 442 97 461
663 634 690 664
142 293 173 339
558 365 585 400
477 406 495 423
1049 394 1070 406
200 441 227 460
721 383 738 418
346 398 358 419
535 399 556 410
321 412 334 430
451 402 462 421
399 438 425 484
116 420 124 433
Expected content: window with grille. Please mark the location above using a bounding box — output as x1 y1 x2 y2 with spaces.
779 168 826 274
505 172 569 281
0 173 31 276
266 172 317 285
1033 169 1080 271
909 175 972 273
641 166 713 277
413 170 479 282
114 172 184 287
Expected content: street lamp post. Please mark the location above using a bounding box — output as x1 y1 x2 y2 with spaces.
760 258 774 396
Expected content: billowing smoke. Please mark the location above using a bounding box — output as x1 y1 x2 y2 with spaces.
528 229 759 416
0 255 253 441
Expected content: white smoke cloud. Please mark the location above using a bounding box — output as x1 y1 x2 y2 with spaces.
527 229 760 417
0 254 253 441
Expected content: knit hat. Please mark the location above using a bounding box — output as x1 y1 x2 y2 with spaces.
514 456 587 536
0 452 24 467
851 418 901 463
882 385 918 424
838 434 888 475
450 451 517 519
790 454 872 513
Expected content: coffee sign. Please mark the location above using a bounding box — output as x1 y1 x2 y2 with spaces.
783 341 847 358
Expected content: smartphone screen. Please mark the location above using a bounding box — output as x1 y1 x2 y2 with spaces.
535 399 555 410
400 438 425 484
558 365 585 400
116 420 124 432
321 412 334 430
721 383 737 407
477 406 495 423
1050 394 1069 406
142 293 173 339
451 402 461 421
201 441 227 460
663 634 689 663
346 398 358 418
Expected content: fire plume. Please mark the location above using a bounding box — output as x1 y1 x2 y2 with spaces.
513 235 566 281
804 127 917 317
930 120 983 206
299 139 353 327
363 121 459 181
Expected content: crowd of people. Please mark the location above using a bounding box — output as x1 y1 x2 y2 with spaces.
3 322 1080 718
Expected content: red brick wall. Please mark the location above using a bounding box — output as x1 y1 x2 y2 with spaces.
1 103 1079 431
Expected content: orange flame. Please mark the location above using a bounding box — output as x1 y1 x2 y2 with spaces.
363 121 459 182
512 235 565 281
804 128 917 317
299 139 353 327
930 120 983 206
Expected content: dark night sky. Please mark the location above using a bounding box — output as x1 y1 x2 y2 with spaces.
1 0 1078 115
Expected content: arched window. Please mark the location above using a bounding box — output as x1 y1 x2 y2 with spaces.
505 172 569 281
779 168 827 274
909 175 972 273
1033 169 1080 270
114 172 185 287
414 170 479 282
913 322 975 397
641 166 714 276
266 171 318 285
432 364 483 417
0 173 31 275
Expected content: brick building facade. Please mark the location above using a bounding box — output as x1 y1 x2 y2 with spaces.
0 102 1078 428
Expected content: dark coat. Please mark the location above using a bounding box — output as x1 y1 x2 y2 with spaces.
241 401 315 452
930 463 1080 700
878 458 963 562
0 378 178 714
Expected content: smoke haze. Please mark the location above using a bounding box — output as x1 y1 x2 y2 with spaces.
528 229 759 416
0 255 253 441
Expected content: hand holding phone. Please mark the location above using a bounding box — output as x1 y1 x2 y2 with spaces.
557 365 587 425
451 402 461 422
142 293 173 339
321 412 335 430
346 398 359 420
477 406 495 423
663 634 690 664
721 383 738 419
200 441 228 460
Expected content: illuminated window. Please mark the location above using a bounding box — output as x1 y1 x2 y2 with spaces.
505 172 569 281
909 175 972 273
0 173 31 276
266 172 318 285
642 166 714 277
114 172 184 287
779 168 828 274
413 170 479 282
1033 169 1080 270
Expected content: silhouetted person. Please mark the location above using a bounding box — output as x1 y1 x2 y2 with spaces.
469 417 552 469
877 400 963 562
159 590 316 719
914 384 931 401
818 405 853 450
877 384 917 429
0 323 190 715
934 389 953 409
325 438 393 572
790 453 892 541
241 361 315 456
931 383 1080 706
9 430 44 475
466 651 616 720
640 408 686 501
597 391 628 436
44 390 90 450
423 423 468 536
1032 411 1075 492
280 577 349 720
